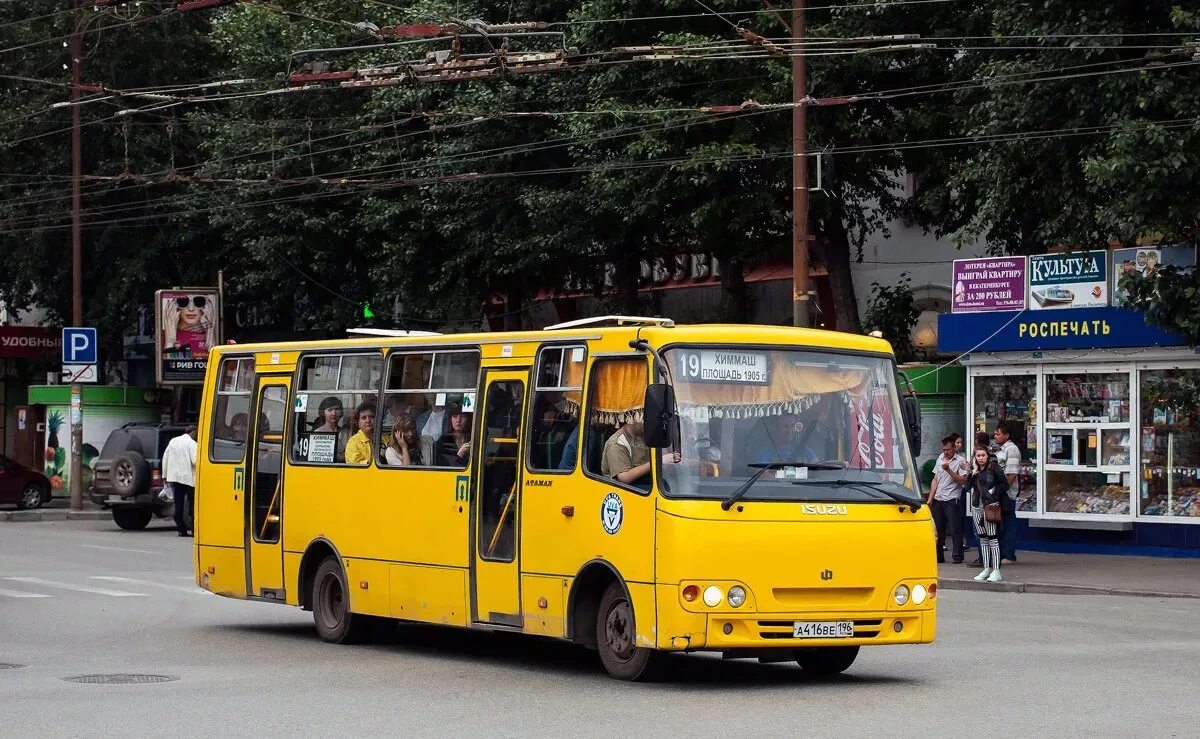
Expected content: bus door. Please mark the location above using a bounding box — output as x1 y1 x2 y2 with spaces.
245 379 289 600
471 370 528 626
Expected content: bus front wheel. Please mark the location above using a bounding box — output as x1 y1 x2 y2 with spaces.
596 582 664 681
794 646 859 676
312 558 374 645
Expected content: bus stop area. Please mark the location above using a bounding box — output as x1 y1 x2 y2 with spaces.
937 550 1200 599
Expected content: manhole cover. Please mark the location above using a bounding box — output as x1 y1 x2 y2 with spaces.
63 674 179 684
0 663 25 670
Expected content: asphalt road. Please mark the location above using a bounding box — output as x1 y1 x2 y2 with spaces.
2 521 1197 738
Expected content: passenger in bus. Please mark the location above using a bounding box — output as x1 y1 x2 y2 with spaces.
531 405 571 469
229 413 248 443
558 425 579 471
601 420 651 487
384 415 423 466
744 413 820 468
435 403 472 466
344 402 376 465
311 396 349 461
312 396 343 433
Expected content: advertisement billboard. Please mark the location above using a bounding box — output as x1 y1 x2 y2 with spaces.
155 288 221 385
1029 250 1109 310
1111 244 1196 302
951 257 1027 313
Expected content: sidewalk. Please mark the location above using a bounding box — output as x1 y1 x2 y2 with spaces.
0 498 110 523
939 550 1200 599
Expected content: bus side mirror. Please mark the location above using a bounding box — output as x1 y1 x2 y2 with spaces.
643 383 676 449
901 394 922 458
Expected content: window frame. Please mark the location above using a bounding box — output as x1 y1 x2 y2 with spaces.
208 354 256 465
525 343 588 476
288 349 384 468
580 353 653 497
377 347 483 472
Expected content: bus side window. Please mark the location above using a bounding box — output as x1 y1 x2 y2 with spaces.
379 349 480 469
528 345 585 473
290 353 382 466
584 358 649 487
210 357 255 463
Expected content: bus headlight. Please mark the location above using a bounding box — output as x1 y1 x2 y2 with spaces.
727 586 747 608
893 584 910 606
702 586 724 607
912 584 927 605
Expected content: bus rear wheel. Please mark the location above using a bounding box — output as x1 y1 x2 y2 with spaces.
312 558 374 645
794 646 859 676
596 582 664 681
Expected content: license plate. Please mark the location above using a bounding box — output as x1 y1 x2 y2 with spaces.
793 620 854 638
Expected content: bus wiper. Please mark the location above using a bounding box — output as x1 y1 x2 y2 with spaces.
786 478 923 512
721 462 844 511
836 479 923 512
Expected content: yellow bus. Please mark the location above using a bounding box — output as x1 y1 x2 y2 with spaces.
195 317 936 680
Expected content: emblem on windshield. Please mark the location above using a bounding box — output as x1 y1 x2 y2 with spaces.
601 493 623 535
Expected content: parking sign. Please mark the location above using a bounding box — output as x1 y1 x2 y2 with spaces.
62 327 97 364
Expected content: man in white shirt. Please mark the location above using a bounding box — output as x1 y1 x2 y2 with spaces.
163 425 198 537
926 435 968 563
994 422 1021 564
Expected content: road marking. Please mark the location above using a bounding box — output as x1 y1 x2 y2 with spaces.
0 587 53 599
79 544 159 555
90 576 208 595
4 577 148 597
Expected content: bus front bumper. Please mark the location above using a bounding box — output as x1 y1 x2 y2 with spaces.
654 588 936 651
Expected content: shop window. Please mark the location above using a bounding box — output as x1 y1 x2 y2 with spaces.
1044 371 1132 516
973 374 1037 512
291 353 382 466
1138 369 1200 518
380 350 479 469
210 357 255 463
528 345 586 472
584 358 650 490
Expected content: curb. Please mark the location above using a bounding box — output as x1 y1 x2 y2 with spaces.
0 510 110 523
940 577 1200 600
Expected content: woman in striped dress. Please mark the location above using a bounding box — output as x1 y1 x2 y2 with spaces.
964 446 1009 583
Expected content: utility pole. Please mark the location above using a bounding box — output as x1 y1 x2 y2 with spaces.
791 0 811 329
69 1 84 511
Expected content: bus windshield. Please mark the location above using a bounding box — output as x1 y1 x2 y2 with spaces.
659 347 919 503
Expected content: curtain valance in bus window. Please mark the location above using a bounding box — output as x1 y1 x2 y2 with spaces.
585 358 646 425
675 356 868 419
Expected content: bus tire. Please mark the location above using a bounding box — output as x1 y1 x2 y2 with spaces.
596 582 664 681
312 557 373 645
794 646 859 676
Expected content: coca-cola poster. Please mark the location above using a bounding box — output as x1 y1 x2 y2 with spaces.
850 388 900 471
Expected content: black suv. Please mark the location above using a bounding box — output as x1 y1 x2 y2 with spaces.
90 422 189 530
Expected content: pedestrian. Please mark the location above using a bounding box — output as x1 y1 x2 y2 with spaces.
926 435 967 563
963 445 1009 582
965 431 993 565
994 421 1021 564
163 425 198 537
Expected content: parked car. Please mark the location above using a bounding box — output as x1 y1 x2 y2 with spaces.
0 454 51 510
90 422 189 530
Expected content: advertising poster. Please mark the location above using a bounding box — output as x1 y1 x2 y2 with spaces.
1029 250 1109 310
1111 244 1196 302
155 288 221 385
951 257 1027 313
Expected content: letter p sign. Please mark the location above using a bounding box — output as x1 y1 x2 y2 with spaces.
62 327 98 364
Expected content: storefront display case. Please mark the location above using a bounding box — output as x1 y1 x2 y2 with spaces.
1043 370 1132 516
971 372 1038 513
1138 367 1200 519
